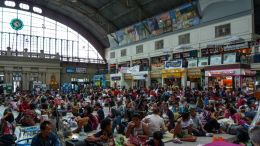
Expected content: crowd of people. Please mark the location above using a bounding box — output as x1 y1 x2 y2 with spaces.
0 86 259 146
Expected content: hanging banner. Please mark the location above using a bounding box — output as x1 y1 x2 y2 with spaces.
119 67 129 73
165 60 182 69
127 65 140 74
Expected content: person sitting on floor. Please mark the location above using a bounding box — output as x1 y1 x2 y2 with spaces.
31 120 61 146
0 108 16 145
172 112 197 143
125 113 149 146
86 118 114 145
146 131 164 146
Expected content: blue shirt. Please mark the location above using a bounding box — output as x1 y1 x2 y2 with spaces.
31 132 61 146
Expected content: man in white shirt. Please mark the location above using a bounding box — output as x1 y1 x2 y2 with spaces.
143 105 167 136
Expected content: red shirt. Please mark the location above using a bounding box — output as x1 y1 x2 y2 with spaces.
19 101 30 112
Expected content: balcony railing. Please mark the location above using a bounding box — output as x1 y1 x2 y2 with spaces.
0 50 105 64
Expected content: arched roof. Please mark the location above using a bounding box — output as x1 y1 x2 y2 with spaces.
3 0 186 58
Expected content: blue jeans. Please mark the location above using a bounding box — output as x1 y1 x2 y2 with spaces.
112 116 122 134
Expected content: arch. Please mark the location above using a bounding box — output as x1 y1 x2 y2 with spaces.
0 1 107 61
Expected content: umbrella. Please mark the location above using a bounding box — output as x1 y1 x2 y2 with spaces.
204 141 241 146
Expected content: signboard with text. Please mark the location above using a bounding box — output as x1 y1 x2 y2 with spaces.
165 60 182 69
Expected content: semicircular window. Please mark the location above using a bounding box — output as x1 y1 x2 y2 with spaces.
0 6 104 63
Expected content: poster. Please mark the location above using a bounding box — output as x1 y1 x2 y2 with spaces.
198 57 208 67
210 55 222 65
223 53 236 64
134 21 149 40
114 2 200 46
188 59 198 68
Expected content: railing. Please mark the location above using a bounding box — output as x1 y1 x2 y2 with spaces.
0 50 105 64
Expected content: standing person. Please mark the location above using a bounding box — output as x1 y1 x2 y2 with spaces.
31 121 61 146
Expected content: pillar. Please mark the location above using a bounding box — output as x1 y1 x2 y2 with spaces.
43 72 46 84
9 72 12 84
22 72 26 90
4 72 8 83
26 72 30 90
181 70 187 88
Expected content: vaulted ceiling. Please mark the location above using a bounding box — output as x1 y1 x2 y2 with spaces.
5 0 187 58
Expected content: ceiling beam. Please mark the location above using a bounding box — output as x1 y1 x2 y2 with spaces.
112 7 138 21
98 0 116 11
70 0 119 32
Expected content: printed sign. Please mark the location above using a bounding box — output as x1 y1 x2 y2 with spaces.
188 59 198 68
198 57 208 67
76 68 87 73
165 60 182 69
223 53 236 64
210 55 222 65
66 67 76 73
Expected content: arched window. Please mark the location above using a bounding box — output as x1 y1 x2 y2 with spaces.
0 5 104 63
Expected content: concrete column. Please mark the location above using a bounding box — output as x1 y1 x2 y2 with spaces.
43 72 46 84
26 73 30 90
4 72 8 83
9 72 12 84
181 70 187 88
38 72 42 82
22 72 26 90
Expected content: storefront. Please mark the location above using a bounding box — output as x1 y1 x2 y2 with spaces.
109 64 117 74
132 71 149 88
110 73 122 88
162 60 186 87
150 55 167 88
93 74 106 87
187 68 203 89
205 68 255 92
123 73 132 89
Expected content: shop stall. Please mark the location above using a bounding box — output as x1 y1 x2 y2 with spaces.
162 60 186 87
110 74 122 88
109 64 117 74
205 68 255 92
150 55 167 87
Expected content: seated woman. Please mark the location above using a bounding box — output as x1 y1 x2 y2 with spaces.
86 118 114 146
73 106 99 133
0 108 16 145
171 112 197 143
200 107 220 133
125 113 149 146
